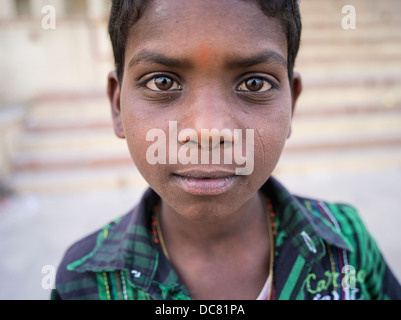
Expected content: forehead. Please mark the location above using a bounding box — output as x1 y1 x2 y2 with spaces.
125 0 287 63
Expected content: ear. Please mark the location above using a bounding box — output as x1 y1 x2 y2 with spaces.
288 71 302 139
107 71 125 139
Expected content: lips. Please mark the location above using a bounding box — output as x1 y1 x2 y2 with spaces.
172 169 238 196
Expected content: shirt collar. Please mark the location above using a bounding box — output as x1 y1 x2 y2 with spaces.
261 177 352 262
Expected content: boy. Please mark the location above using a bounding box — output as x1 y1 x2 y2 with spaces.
51 0 401 300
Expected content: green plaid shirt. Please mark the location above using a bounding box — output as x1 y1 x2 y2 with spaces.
51 177 401 300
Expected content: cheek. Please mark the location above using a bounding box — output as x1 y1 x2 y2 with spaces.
124 128 168 190
120 111 171 187
253 113 291 167
120 109 154 167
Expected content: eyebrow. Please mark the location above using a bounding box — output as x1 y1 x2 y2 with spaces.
128 50 191 69
226 51 288 69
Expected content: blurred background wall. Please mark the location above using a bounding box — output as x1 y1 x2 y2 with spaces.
0 0 400 299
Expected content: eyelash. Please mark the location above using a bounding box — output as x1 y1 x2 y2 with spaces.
236 77 278 93
137 73 182 91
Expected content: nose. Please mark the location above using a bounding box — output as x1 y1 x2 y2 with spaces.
179 88 237 150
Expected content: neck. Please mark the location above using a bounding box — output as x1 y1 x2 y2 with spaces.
159 192 268 253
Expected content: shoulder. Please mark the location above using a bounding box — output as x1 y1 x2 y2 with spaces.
52 227 102 300
296 196 401 299
62 229 101 268
52 199 148 300
53 211 129 299
311 199 378 262
295 195 368 251
294 195 378 269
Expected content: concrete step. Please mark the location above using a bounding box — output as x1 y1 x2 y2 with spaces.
277 145 401 177
298 43 401 63
24 97 112 132
297 90 401 113
15 127 120 153
12 148 132 172
290 111 401 140
302 28 401 43
9 165 148 194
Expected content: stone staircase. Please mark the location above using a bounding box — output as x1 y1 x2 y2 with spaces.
8 94 147 193
6 0 401 193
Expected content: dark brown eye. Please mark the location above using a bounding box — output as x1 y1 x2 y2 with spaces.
145 76 182 91
237 77 272 92
154 77 173 90
246 78 264 91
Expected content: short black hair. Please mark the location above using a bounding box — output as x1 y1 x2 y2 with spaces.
108 0 302 83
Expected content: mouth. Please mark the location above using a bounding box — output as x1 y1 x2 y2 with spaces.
172 169 239 196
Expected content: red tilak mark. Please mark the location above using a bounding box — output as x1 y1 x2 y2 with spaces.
199 41 211 66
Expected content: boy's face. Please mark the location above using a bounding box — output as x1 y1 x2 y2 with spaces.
108 0 302 221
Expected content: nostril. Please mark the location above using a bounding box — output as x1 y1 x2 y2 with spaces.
233 130 241 145
178 128 198 144
177 126 237 149
200 128 235 150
